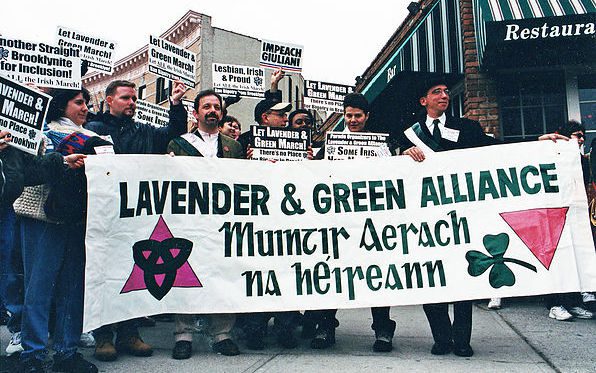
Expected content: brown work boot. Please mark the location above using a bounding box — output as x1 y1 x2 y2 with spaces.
94 339 117 362
115 335 153 357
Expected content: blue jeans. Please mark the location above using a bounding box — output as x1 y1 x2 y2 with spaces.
19 217 85 361
0 205 22 333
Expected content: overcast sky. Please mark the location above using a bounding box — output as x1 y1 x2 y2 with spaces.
2 0 409 85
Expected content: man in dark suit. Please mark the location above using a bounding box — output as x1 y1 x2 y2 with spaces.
167 89 242 359
401 79 565 357
400 79 499 357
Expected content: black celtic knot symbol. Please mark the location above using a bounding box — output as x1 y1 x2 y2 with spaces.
132 237 193 300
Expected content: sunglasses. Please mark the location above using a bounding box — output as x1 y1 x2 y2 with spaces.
294 118 312 125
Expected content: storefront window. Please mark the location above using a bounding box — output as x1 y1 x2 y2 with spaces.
579 75 596 152
498 72 566 143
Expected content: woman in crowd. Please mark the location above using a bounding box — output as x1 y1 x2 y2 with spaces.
15 87 109 373
545 121 594 321
218 115 241 140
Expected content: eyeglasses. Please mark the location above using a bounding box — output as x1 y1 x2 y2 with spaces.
294 118 312 125
429 88 450 96
266 110 287 117
571 132 584 139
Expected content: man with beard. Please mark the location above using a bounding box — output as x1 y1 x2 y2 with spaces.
86 79 188 362
167 89 242 359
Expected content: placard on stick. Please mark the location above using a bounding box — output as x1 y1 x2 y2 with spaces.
148 35 196 88
250 125 311 161
56 26 117 74
0 36 81 89
0 76 50 155
324 132 389 160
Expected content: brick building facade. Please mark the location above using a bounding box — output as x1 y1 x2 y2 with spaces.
327 0 595 148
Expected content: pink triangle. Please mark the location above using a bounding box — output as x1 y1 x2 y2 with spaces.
121 216 202 294
121 264 147 292
150 216 174 241
142 251 151 259
500 207 569 270
156 257 164 264
173 262 203 287
155 273 165 286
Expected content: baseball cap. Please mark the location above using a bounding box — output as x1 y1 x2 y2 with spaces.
254 99 291 123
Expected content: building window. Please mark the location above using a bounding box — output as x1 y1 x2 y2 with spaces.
155 78 172 103
579 75 596 150
138 84 146 100
498 72 566 143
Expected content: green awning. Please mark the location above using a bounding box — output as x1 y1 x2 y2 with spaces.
474 0 596 66
360 0 464 104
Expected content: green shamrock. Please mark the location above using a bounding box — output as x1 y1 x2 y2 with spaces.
466 233 537 288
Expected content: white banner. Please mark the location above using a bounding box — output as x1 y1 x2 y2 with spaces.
56 26 117 74
260 39 303 72
148 35 196 88
213 63 265 99
0 37 81 89
135 99 169 128
0 76 50 155
83 141 596 331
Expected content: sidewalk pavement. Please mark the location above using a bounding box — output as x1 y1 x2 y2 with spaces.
1 298 594 372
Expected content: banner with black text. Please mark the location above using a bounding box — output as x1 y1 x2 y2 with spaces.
83 141 596 331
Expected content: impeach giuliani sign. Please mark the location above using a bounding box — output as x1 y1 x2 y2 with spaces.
83 141 596 331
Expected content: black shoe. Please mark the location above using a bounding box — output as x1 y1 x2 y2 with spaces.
246 335 265 350
277 330 298 349
430 341 453 355
52 353 98 373
172 341 192 360
373 339 393 352
21 359 46 373
453 344 474 357
301 321 317 339
372 322 395 353
212 339 240 356
310 326 335 349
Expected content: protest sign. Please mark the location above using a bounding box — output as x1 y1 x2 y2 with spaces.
213 63 265 99
56 26 117 74
182 99 197 125
135 99 169 128
148 35 196 88
0 76 50 155
0 37 81 89
260 39 304 72
250 125 311 161
304 80 354 113
324 132 390 160
83 141 596 331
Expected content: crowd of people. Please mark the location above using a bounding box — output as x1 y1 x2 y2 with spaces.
1 68 595 373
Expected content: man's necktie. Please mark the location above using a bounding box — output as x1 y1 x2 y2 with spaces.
432 119 441 142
